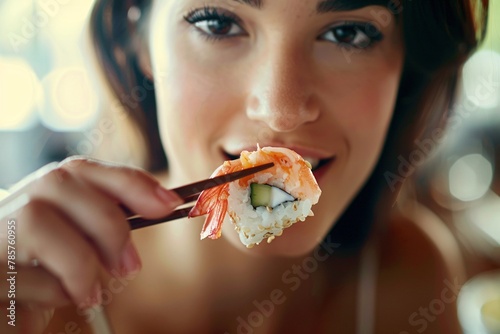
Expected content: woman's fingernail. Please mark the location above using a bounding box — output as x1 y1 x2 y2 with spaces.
119 240 142 277
156 185 183 208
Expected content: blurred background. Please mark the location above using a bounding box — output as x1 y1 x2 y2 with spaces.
0 0 99 191
0 0 499 332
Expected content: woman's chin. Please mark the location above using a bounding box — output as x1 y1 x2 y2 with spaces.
220 216 334 259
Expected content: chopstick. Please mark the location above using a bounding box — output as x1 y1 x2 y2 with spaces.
128 207 194 230
127 162 274 230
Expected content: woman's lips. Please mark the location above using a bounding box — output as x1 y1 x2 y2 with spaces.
312 157 335 182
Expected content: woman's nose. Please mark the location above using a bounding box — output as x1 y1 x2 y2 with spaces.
245 48 320 132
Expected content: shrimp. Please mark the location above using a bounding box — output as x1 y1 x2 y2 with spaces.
188 159 243 240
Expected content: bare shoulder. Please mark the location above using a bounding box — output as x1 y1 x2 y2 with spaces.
375 203 465 334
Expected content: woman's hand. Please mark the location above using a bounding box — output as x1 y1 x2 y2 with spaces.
0 157 182 333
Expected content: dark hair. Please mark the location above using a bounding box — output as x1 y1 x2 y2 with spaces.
90 0 489 252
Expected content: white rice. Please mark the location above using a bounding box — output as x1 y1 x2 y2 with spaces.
225 179 314 248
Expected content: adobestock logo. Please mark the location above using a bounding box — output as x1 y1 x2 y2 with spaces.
63 70 171 168
384 73 500 192
224 237 340 334
45 269 138 334
399 278 463 334
8 0 73 52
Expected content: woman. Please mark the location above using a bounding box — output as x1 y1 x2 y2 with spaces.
0 0 489 333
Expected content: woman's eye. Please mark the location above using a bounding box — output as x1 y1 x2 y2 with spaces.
320 23 383 49
184 7 244 40
194 19 243 37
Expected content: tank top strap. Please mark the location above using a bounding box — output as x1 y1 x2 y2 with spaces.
356 236 379 334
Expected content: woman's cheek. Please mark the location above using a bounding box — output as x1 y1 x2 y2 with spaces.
341 71 400 140
157 62 239 181
159 45 218 137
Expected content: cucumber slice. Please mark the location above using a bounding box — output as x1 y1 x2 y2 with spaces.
250 184 272 207
250 183 295 208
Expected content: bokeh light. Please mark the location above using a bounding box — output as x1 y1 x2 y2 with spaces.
449 154 494 202
462 50 500 110
0 57 41 130
39 66 99 131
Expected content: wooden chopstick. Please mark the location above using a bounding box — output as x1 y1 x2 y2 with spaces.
169 162 274 199
128 207 194 230
126 162 274 230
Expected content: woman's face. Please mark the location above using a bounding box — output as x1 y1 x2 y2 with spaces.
148 0 404 256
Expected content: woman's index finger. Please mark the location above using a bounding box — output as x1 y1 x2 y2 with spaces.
59 157 183 219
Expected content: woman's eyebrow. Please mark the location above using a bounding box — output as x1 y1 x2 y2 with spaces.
231 0 387 12
232 0 263 9
317 0 387 13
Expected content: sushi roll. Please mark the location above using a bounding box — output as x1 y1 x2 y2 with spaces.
189 146 322 248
